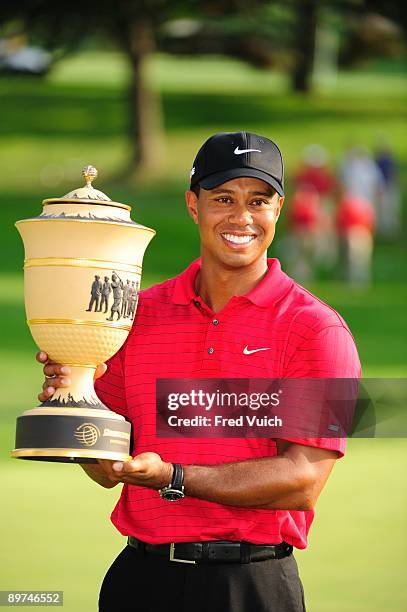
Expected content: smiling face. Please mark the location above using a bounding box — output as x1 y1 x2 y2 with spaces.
185 177 284 271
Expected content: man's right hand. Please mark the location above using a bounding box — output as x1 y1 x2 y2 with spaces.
36 352 107 402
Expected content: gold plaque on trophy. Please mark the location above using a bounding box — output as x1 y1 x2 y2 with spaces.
11 166 155 463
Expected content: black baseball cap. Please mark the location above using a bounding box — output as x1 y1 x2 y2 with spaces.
189 131 284 196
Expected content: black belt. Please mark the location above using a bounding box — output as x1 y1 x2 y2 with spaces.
127 536 292 564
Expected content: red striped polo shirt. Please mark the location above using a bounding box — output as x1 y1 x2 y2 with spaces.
95 258 361 549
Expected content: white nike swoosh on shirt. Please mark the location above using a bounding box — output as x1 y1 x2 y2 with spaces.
243 346 271 355
234 147 261 155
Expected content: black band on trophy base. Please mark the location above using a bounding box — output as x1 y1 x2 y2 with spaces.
12 411 131 463
40 397 107 410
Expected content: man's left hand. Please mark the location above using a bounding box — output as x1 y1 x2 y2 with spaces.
97 453 173 490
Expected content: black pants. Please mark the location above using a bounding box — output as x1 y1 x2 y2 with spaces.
99 545 306 612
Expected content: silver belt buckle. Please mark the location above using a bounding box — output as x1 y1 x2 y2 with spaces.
169 542 196 564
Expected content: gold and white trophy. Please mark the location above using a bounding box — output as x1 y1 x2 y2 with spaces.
12 166 155 463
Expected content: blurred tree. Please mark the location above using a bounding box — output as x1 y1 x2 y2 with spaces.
1 0 404 175
162 0 406 93
0 0 286 173
290 0 406 89
340 0 406 67
363 0 407 34
0 0 184 175
0 0 283 173
291 0 319 92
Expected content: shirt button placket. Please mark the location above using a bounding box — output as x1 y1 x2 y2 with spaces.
207 318 219 356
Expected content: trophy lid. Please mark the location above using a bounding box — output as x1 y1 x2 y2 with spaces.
43 165 131 211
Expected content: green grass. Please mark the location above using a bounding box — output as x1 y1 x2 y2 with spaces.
1 53 406 194
297 438 407 612
0 461 124 611
0 50 406 611
1 440 405 612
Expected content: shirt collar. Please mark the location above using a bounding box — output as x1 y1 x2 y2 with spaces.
171 257 294 308
171 258 201 305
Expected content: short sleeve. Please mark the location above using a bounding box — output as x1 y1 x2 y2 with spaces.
284 325 361 378
94 345 128 418
281 325 361 458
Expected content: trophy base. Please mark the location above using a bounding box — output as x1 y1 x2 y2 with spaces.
11 407 131 464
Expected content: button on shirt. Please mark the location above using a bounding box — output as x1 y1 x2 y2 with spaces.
95 258 361 549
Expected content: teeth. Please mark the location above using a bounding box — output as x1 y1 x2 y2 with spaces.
223 233 255 244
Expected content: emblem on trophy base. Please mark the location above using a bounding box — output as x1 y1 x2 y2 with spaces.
12 166 155 463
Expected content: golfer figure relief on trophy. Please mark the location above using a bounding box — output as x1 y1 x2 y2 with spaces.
12 166 155 463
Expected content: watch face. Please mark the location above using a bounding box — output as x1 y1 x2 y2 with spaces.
160 487 185 501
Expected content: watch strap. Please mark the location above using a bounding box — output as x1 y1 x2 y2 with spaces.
159 463 185 501
171 463 184 490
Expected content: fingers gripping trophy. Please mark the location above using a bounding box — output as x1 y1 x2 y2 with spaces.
11 166 155 463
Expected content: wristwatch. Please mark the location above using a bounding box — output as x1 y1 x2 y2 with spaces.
159 463 185 501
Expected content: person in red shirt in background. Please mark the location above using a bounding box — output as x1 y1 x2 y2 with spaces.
291 145 338 279
287 184 321 282
336 192 376 286
294 145 336 199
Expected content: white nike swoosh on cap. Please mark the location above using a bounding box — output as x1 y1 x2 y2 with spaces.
243 346 271 355
234 147 261 155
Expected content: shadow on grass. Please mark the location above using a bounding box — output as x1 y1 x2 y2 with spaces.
163 91 407 131
2 79 406 141
0 80 126 139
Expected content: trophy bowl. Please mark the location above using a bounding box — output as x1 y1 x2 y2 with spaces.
11 166 155 463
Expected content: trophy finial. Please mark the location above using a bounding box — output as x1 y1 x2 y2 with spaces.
59 165 111 202
82 165 98 187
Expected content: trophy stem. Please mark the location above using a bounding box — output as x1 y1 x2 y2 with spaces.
43 364 104 409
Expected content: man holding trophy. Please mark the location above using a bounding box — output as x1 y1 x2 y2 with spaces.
36 132 361 612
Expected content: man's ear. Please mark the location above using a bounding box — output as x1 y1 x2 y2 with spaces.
185 190 199 224
274 195 285 221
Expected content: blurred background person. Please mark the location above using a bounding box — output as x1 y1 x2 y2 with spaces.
293 144 338 272
336 193 376 287
375 140 401 239
286 184 321 282
339 145 384 227
294 144 336 198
